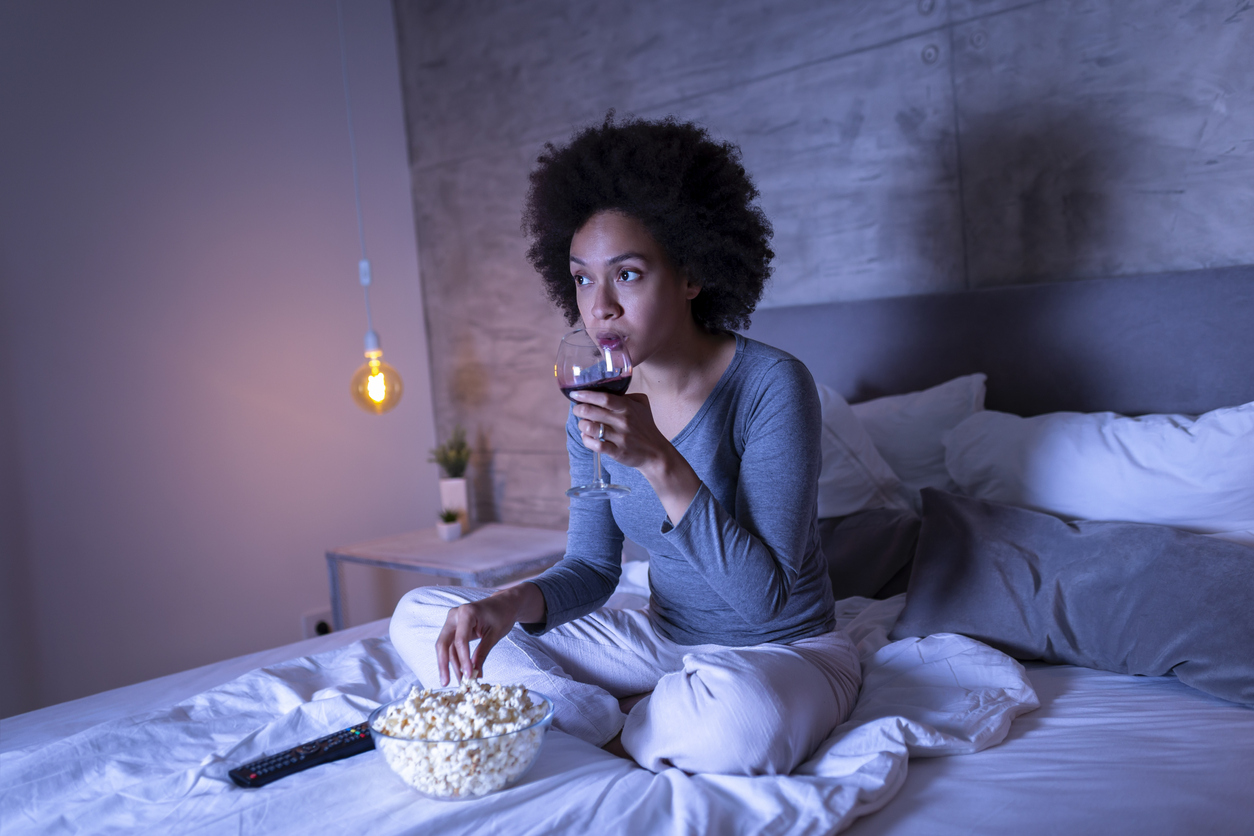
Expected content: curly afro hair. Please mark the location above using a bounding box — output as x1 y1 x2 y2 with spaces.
521 114 774 333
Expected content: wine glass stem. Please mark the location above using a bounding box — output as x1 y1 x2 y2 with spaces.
592 449 605 487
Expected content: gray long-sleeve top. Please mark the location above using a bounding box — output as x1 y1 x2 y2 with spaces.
526 334 836 646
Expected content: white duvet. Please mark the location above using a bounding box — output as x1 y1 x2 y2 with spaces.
0 595 1037 835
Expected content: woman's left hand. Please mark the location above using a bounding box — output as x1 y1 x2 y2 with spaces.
570 391 702 521
571 390 666 470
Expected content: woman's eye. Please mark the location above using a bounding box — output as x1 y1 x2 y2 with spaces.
618 270 641 282
573 274 591 286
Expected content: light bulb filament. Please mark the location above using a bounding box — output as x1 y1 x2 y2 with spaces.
367 369 387 402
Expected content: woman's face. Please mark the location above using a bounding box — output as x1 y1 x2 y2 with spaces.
569 211 699 366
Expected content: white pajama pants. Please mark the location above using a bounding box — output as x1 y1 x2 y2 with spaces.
389 586 862 776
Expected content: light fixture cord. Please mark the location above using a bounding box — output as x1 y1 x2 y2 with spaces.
336 0 375 336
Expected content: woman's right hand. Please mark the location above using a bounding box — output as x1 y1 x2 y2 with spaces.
434 582 547 686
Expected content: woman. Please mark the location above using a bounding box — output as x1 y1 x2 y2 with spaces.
390 116 860 776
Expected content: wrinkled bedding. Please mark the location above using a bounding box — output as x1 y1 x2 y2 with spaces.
0 594 1038 835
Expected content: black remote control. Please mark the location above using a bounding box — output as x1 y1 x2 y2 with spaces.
229 722 374 788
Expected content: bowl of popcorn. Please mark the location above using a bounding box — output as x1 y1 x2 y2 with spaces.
368 678 554 800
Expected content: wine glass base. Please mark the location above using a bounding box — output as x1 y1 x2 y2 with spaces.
566 483 631 499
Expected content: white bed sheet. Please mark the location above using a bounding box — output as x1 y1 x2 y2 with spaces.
0 620 390 755
0 596 1040 835
844 662 1254 836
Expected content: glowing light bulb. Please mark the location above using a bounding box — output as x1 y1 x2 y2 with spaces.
367 366 387 402
349 274 401 413
351 348 403 414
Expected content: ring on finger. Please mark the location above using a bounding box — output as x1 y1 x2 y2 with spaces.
597 423 606 441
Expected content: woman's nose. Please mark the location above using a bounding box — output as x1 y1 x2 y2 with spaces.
591 282 621 319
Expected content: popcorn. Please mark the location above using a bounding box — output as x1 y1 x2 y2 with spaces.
372 679 550 799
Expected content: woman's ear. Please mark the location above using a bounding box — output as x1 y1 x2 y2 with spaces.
683 272 701 301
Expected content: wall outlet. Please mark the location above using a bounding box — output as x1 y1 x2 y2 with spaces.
302 609 334 639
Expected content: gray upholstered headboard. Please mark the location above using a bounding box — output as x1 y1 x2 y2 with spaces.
745 266 1254 417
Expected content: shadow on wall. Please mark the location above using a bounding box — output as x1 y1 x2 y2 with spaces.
471 427 498 525
847 107 1125 412
445 332 498 524
959 108 1136 413
959 107 1125 286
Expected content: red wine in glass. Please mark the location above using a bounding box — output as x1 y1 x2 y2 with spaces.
559 375 632 401
555 329 633 498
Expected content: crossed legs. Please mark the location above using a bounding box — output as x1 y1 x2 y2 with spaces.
390 586 861 776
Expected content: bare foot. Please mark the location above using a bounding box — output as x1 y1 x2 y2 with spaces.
601 692 652 762
618 691 651 714
602 731 631 759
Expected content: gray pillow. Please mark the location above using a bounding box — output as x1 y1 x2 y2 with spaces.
891 489 1254 707
819 508 918 600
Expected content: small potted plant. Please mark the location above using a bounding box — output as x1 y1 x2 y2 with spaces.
436 509 462 542
430 425 472 530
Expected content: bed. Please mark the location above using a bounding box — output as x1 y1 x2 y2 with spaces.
3 267 1253 834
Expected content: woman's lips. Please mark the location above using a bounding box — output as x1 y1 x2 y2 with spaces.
595 332 624 349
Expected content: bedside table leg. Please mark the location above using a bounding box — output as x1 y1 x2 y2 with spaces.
327 555 346 631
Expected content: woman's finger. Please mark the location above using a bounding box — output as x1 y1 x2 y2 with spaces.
580 418 614 436
453 617 479 682
470 626 498 678
577 419 615 449
575 409 615 434
573 397 629 425
435 617 458 686
449 634 468 683
569 390 616 409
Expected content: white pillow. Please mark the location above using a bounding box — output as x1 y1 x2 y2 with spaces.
815 383 915 518
944 401 1254 539
850 374 987 496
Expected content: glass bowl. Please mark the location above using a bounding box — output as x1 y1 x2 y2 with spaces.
368 688 554 801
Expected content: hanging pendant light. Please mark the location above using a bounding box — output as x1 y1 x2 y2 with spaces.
338 0 402 414
349 263 403 413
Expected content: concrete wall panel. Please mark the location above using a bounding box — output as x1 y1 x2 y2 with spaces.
410 142 574 520
952 0 1254 285
397 0 956 169
639 30 964 306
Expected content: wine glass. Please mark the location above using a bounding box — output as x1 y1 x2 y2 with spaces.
555 329 633 498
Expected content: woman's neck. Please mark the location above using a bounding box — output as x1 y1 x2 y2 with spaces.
633 324 736 403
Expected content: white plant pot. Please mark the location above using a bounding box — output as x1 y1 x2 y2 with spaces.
436 520 462 542
439 477 471 529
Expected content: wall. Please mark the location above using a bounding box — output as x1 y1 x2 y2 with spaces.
0 0 438 715
391 0 1253 528
0 296 37 715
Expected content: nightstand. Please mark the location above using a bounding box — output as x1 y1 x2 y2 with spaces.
324 523 567 630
